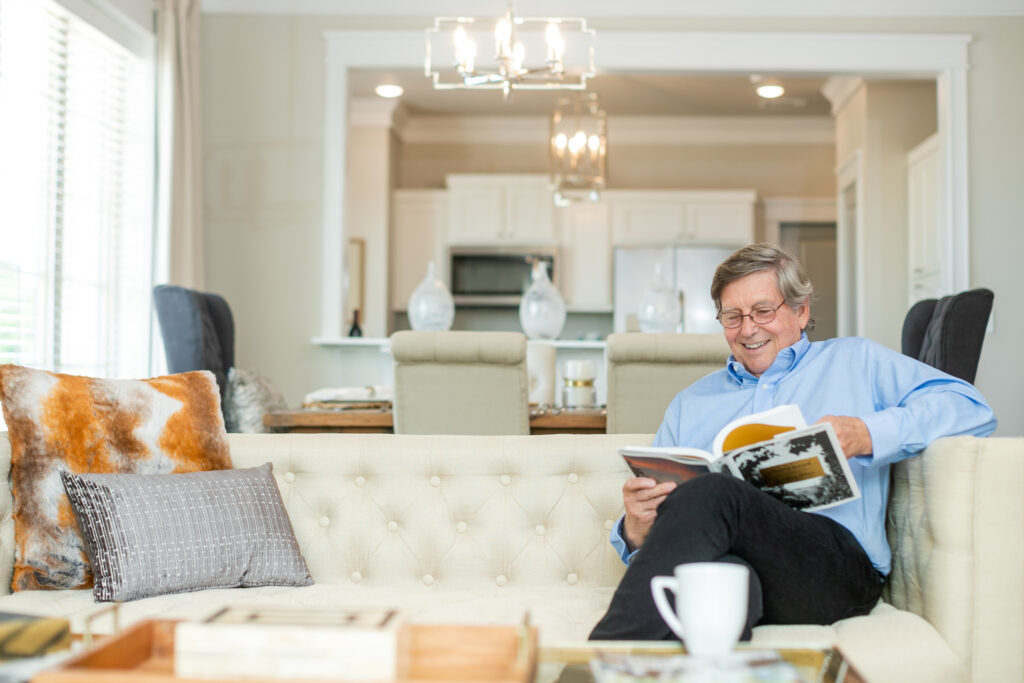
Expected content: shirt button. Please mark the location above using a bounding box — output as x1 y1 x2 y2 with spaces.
283 472 295 483
387 521 399 532
604 520 615 531
566 573 579 585
319 516 330 528
534 525 546 536
350 571 362 583
354 476 366 487
429 475 441 487
500 474 511 486
495 575 508 587
567 473 579 484
422 574 434 586
456 522 468 533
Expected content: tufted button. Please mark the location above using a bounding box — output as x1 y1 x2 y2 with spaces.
604 520 615 531
429 475 441 487
567 472 579 484
319 516 330 528
354 476 366 487
350 571 362 583
534 524 546 536
495 574 508 587
456 522 468 533
499 474 511 486
387 521 399 532
566 573 578 585
283 472 295 483
422 574 434 586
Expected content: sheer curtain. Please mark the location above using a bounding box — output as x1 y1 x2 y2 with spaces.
156 0 204 290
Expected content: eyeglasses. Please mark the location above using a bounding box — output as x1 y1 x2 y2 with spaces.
716 300 786 329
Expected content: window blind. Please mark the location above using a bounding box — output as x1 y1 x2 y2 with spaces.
0 0 155 379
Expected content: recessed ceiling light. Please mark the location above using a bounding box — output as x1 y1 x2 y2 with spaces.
375 84 404 98
756 84 785 99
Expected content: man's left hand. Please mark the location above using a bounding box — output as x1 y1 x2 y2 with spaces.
815 415 872 458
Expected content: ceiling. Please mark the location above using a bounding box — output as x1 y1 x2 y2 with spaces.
348 70 833 117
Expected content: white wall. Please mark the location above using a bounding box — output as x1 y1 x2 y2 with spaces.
200 14 1024 436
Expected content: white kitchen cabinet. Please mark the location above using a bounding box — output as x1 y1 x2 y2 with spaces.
607 190 756 246
906 133 943 305
557 201 611 310
446 174 556 246
391 190 447 310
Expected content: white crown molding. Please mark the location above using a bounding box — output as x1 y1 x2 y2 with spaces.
349 97 400 127
395 115 834 145
821 77 865 116
202 0 1024 17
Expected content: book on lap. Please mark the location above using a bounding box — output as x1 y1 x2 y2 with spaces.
620 404 861 512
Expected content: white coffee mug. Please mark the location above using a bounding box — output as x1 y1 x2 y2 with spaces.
650 562 749 660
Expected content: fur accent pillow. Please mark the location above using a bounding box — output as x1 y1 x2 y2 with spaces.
0 365 232 591
223 366 287 433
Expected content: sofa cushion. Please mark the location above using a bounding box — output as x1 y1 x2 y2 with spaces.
0 365 231 591
62 463 312 602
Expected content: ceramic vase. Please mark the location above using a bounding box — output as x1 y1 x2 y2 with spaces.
519 261 566 340
407 261 455 331
637 264 681 333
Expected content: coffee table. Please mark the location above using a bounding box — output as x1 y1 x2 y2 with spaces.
537 641 866 683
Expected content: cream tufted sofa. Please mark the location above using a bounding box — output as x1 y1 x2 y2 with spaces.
0 432 1021 683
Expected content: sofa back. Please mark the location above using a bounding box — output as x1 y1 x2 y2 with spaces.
0 432 644 596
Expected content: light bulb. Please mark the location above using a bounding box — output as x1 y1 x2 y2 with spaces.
374 84 403 99
756 84 785 99
587 135 600 152
554 133 568 150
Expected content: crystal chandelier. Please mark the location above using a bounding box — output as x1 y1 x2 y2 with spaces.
549 93 607 207
425 3 595 101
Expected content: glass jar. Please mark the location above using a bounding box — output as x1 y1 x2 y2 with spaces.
407 261 455 331
637 264 681 333
519 260 566 340
562 359 597 409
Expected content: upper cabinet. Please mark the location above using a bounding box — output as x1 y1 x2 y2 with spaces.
446 174 556 246
606 190 757 246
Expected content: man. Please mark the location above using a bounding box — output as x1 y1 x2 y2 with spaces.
590 243 996 640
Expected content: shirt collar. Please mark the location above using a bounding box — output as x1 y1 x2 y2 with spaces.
725 333 812 385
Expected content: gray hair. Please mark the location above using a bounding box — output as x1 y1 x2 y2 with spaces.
710 243 815 331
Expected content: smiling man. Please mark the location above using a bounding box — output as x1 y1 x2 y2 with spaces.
590 243 996 641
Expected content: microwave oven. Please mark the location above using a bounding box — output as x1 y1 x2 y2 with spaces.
450 247 558 306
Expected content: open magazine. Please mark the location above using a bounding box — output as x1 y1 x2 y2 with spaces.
620 405 861 512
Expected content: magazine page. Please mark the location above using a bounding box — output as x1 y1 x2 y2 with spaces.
618 446 720 486
722 423 860 512
711 404 807 458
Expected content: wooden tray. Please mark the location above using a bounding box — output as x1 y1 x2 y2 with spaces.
34 619 538 683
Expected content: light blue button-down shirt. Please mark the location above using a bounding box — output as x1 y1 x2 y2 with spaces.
610 334 996 574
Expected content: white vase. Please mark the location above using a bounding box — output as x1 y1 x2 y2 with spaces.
637 264 681 333
407 261 455 331
519 261 566 340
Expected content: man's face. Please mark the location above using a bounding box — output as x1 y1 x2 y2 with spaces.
719 270 809 378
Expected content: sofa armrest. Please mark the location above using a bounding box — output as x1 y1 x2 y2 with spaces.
886 436 1024 683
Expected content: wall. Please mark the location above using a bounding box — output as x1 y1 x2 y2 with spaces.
834 81 937 349
200 14 1024 436
399 141 835 196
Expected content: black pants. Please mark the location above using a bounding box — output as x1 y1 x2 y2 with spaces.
590 473 883 641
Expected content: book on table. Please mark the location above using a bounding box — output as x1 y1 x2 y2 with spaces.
619 404 861 512
174 606 407 680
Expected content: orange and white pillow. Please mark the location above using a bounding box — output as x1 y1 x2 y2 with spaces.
0 365 232 591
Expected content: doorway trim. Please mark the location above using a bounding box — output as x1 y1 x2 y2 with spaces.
320 29 970 339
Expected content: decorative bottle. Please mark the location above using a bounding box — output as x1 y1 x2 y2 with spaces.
347 309 363 337
519 260 566 340
637 263 681 333
407 261 455 331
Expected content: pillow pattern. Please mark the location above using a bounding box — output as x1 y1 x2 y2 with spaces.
61 463 313 602
223 366 287 433
0 364 232 591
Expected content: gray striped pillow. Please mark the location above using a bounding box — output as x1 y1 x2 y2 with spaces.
61 463 313 602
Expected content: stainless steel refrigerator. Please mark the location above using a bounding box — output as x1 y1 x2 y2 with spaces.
613 245 738 333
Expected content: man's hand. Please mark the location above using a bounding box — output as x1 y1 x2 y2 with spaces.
622 477 677 551
815 415 872 458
